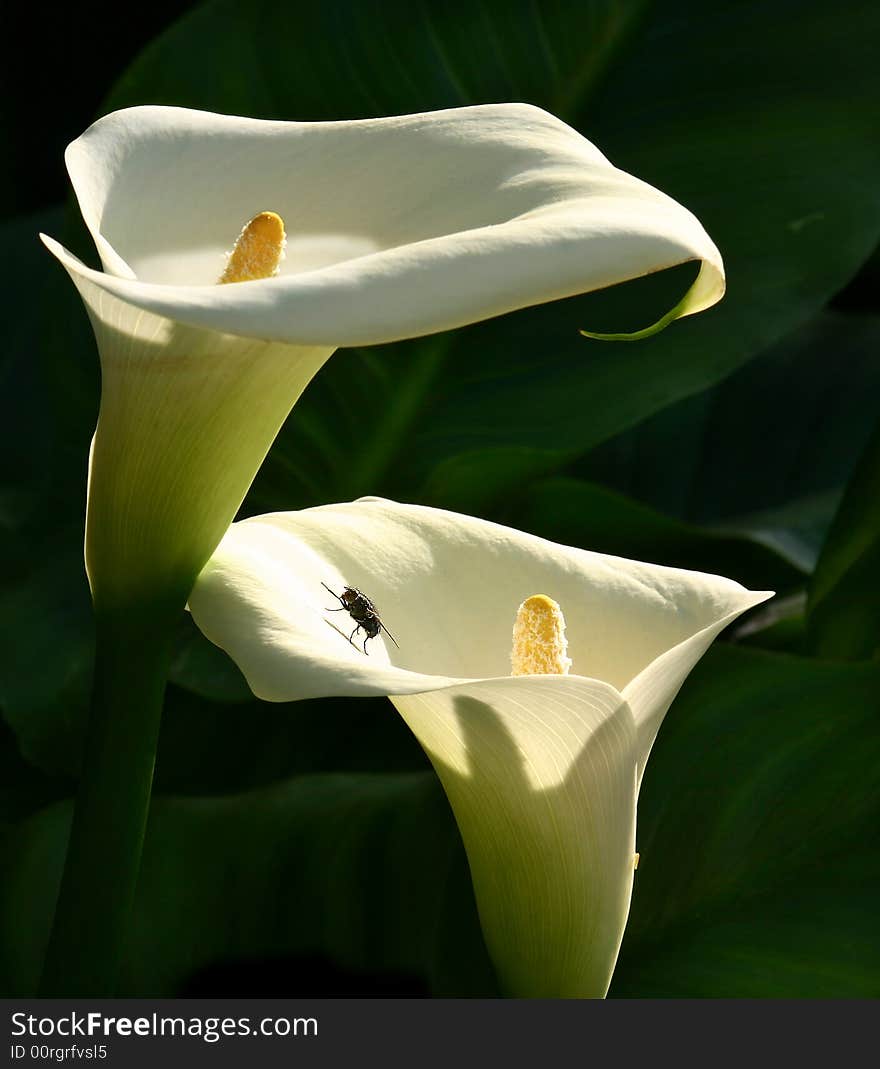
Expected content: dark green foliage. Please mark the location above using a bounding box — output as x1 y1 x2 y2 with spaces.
808 423 880 660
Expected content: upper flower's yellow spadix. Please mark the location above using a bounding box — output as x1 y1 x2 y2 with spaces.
511 594 572 676
219 211 286 284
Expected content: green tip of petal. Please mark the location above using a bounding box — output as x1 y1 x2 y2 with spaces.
579 294 689 343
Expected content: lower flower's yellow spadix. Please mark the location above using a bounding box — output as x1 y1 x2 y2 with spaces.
219 211 286 283
510 594 572 676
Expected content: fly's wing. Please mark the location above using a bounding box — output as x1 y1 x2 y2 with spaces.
360 591 398 648
379 619 400 648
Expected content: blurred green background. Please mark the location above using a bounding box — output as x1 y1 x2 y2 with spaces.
1 0 878 997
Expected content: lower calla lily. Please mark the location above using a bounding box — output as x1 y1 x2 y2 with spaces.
188 497 772 997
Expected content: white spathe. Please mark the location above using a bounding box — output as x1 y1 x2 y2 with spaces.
44 103 724 347
188 498 771 997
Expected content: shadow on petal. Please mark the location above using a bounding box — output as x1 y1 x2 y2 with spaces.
393 683 638 998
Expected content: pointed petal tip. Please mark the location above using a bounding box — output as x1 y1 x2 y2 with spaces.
39 233 72 267
38 233 85 274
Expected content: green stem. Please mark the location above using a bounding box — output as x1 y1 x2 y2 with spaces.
39 601 181 996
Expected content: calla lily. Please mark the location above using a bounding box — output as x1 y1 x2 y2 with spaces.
188 498 771 997
42 102 723 607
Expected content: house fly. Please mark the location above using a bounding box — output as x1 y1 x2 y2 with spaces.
322 582 399 655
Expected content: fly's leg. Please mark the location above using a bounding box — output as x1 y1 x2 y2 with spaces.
322 583 348 613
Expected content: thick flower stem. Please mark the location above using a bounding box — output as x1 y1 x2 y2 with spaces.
38 600 181 996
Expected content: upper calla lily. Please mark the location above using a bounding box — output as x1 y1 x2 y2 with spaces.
187 498 770 997
42 102 723 609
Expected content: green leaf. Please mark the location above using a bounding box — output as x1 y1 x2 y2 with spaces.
578 311 880 570
0 207 69 543
15 205 101 536
517 476 804 595
615 851 879 997
106 1 650 119
167 614 253 703
0 773 496 997
0 206 99 780
0 545 92 779
807 421 880 660
153 687 430 797
613 645 880 996
0 718 69 830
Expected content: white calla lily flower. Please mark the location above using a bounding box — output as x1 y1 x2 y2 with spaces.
188 498 770 997
42 102 723 607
